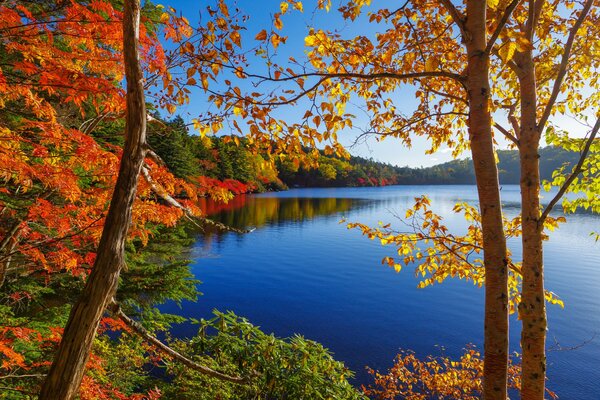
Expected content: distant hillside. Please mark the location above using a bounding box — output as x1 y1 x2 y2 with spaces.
279 147 580 187
406 147 579 184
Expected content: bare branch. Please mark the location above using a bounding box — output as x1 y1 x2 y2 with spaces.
485 0 522 55
144 146 166 167
540 116 600 223
548 332 597 352
493 122 520 146
538 0 594 131
525 0 546 40
437 0 468 41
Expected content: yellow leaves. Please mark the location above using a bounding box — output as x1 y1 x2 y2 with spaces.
404 52 416 67
232 102 246 117
499 41 517 62
280 2 289 14
515 36 532 52
498 31 532 63
543 216 567 232
305 34 317 47
193 119 211 138
274 14 284 30
382 257 402 272
304 30 327 49
348 54 361 66
425 57 439 72
166 103 176 114
318 0 332 12
230 31 241 47
381 49 393 65
545 291 565 309
271 33 285 49
186 67 195 79
487 0 500 9
255 29 267 41
211 120 222 134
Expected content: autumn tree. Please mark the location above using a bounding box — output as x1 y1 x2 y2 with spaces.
183 1 600 399
1 0 250 397
36 0 150 396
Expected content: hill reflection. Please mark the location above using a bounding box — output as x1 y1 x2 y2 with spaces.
197 195 369 232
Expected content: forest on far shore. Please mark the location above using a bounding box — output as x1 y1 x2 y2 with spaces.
152 115 579 191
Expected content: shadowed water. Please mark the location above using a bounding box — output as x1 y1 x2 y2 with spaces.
163 186 600 398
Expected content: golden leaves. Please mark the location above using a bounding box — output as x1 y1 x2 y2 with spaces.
255 29 267 41
348 195 565 314
280 2 289 14
268 31 287 49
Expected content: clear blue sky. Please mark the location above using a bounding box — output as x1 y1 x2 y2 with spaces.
158 0 475 168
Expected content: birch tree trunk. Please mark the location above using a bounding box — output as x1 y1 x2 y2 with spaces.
516 47 546 400
465 2 509 398
39 1 147 398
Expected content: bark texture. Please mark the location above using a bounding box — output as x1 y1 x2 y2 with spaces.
465 2 509 399
39 1 147 398
515 48 546 400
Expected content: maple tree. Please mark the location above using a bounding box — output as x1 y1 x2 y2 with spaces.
0 0 250 397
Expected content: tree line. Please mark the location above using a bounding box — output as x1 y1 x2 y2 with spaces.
279 146 580 187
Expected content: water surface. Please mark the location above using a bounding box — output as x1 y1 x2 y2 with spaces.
163 186 600 398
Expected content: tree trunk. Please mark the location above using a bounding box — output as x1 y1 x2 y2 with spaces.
516 51 546 400
465 2 509 399
39 1 147 398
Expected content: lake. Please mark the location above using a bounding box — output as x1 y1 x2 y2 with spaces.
162 185 600 398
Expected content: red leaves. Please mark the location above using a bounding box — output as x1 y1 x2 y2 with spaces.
0 326 40 369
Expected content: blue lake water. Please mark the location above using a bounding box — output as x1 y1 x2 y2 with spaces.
162 185 600 398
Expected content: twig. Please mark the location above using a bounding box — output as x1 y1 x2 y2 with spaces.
540 116 600 223
485 0 522 55
548 332 597 352
538 0 594 131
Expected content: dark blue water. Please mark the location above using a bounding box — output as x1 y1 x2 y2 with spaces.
162 186 600 398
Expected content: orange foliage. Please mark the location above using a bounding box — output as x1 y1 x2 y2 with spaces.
363 348 523 400
0 1 248 397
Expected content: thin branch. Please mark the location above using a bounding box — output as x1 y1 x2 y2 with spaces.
384 0 411 18
485 0 522 55
525 0 546 40
540 116 600 223
437 0 468 41
222 70 466 108
0 374 46 380
0 215 104 263
494 122 520 146
109 302 249 384
548 332 597 352
144 146 166 167
0 221 22 253
538 0 594 131
140 166 254 234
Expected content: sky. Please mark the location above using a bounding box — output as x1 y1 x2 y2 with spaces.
157 0 591 168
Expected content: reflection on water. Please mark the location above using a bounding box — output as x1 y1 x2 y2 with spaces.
165 186 600 399
199 195 370 231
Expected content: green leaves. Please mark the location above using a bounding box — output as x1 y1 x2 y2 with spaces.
164 310 365 399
